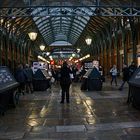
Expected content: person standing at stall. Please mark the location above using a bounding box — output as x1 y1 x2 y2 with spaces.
60 62 72 104
118 64 129 90
128 61 137 78
15 64 27 95
110 65 118 86
24 64 34 93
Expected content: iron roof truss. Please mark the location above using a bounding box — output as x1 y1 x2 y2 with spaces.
0 6 140 17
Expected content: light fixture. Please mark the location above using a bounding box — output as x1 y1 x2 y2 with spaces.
38 55 50 63
79 54 90 61
28 31 37 41
0 19 3 24
85 37 92 45
72 53 75 57
77 48 81 53
40 45 45 51
46 52 50 56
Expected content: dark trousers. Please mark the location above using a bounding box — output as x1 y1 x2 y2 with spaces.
119 80 128 90
18 82 25 95
111 75 117 86
25 81 34 93
60 83 70 103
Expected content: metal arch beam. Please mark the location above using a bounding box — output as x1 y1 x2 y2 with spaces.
41 30 54 44
30 15 89 32
69 36 79 44
35 16 87 32
91 18 104 28
89 18 107 30
41 27 54 43
42 34 53 45
35 17 87 29
34 16 87 34
13 18 32 37
48 17 55 41
8 18 20 34
36 19 86 43
9 18 31 37
38 21 84 36
0 6 140 17
44 26 80 41
13 18 45 45
43 35 54 45
34 17 85 42
42 24 83 36
43 30 80 45
30 6 95 17
34 19 55 42
67 16 78 41
75 17 112 47
40 19 83 31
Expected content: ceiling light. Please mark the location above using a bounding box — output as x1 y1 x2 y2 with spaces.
46 52 50 56
28 31 37 41
40 45 45 51
77 48 81 53
85 37 92 45
72 53 75 57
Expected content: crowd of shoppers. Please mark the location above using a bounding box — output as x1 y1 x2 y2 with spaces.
13 60 138 105
109 61 137 90
14 63 34 95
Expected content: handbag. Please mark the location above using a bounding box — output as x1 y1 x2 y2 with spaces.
69 73 74 79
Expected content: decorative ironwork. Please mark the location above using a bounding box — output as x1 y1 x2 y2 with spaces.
0 6 140 17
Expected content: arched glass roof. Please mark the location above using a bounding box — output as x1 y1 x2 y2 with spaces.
32 7 93 46
1 0 140 56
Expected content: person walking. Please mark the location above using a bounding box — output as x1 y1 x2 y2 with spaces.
60 62 72 104
24 64 34 93
128 61 137 77
110 65 118 86
15 64 27 95
118 64 129 90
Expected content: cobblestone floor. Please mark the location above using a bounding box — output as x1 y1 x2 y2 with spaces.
0 80 140 140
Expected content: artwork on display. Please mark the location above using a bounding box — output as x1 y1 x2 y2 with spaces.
32 62 48 73
0 69 13 84
84 62 93 69
0 67 16 90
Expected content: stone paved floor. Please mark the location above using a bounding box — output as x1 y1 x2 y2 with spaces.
0 80 140 140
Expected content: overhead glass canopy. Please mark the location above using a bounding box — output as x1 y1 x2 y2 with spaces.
1 0 140 56
32 7 93 46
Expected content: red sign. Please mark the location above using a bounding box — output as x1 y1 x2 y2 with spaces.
50 60 55 65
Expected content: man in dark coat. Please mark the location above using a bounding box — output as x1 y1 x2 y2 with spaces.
24 64 34 93
15 64 27 94
119 64 130 90
129 61 137 77
60 62 72 103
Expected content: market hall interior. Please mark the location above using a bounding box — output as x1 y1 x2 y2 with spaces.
0 0 140 140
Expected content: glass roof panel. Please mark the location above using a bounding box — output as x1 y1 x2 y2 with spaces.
32 6 93 45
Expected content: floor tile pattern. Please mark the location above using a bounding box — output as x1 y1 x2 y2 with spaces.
0 81 140 140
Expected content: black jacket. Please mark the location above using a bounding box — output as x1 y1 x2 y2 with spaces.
60 66 72 85
122 67 130 81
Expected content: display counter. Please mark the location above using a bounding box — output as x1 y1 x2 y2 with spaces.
81 67 102 91
128 67 140 109
33 69 50 91
0 66 19 115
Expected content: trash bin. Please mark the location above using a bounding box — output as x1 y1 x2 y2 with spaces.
33 69 50 91
81 67 102 91
0 66 19 115
128 67 140 109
